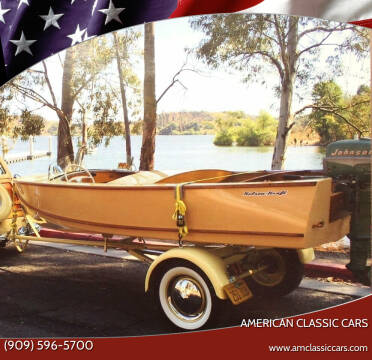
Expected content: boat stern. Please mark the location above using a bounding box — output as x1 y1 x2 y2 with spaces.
303 177 351 248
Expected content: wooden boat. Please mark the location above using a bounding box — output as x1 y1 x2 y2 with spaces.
2 159 353 331
13 166 350 249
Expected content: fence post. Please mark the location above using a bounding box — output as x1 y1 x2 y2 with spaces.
48 136 52 156
1 136 8 158
28 136 34 160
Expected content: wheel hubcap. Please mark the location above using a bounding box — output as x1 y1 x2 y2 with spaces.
167 276 206 322
252 251 286 286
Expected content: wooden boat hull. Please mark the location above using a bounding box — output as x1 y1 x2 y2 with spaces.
14 173 350 249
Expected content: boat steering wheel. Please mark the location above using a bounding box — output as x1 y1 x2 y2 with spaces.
64 164 95 183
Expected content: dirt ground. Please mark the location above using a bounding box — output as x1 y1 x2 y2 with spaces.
0 244 365 338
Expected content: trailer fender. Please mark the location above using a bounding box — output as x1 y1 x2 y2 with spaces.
145 247 230 300
0 185 12 221
297 248 315 264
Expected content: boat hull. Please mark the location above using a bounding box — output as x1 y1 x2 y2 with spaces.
14 176 350 249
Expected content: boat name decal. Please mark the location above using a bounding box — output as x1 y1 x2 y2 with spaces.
243 190 288 197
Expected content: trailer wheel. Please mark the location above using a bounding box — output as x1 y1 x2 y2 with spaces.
246 248 304 297
157 263 217 330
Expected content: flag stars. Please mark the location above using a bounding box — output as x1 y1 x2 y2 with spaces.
0 2 11 24
71 0 92 4
99 0 125 25
10 31 37 56
40 7 64 30
67 24 87 46
83 31 95 42
17 0 29 10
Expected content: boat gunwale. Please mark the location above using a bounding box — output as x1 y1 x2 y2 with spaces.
14 179 319 190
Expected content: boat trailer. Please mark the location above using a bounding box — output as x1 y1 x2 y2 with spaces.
1 207 313 330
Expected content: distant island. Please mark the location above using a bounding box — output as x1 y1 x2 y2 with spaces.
6 110 320 147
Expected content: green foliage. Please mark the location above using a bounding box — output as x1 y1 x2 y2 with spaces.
72 31 142 148
235 121 257 146
0 109 11 136
213 129 233 146
191 13 368 168
131 121 143 135
9 28 143 154
213 112 241 146
347 86 371 136
13 111 45 140
235 111 277 146
0 85 13 136
213 110 277 146
309 81 344 143
191 14 369 88
88 91 121 147
309 81 371 143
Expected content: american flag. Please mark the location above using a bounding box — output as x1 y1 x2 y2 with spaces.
0 0 263 87
0 0 181 86
0 0 370 87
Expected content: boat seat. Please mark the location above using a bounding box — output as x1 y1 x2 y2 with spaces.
108 171 168 185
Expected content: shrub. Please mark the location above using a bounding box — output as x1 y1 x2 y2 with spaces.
213 130 233 146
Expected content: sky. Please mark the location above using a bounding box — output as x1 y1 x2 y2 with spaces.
11 13 371 122
154 17 281 115
153 16 370 116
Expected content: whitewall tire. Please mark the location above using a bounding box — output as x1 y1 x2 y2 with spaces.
158 265 215 330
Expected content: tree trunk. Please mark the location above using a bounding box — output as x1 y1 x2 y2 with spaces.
57 48 75 169
113 33 132 166
271 17 298 170
82 110 87 146
140 23 157 171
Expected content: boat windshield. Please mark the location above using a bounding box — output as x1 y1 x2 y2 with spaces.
48 162 64 180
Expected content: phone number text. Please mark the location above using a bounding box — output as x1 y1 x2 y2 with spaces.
3 339 94 352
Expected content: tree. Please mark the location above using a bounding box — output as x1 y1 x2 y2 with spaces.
72 30 141 162
112 30 142 168
255 110 278 145
139 23 201 170
347 85 371 137
191 14 369 169
300 81 370 143
87 88 121 147
214 110 277 147
0 85 12 136
214 129 233 146
309 81 345 143
213 112 246 146
13 111 45 140
58 47 75 168
113 32 132 167
11 37 114 168
139 22 157 171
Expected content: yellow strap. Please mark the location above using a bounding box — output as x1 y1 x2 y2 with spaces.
25 214 45 238
25 213 46 225
171 170 266 241
172 184 188 240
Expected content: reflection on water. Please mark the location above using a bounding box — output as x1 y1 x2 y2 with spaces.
6 135 325 176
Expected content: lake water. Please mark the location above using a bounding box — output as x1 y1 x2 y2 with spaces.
5 135 325 176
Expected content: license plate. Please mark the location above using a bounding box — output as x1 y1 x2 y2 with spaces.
223 279 252 305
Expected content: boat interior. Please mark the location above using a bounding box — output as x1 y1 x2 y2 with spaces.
52 168 326 186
